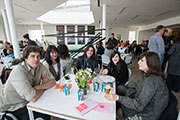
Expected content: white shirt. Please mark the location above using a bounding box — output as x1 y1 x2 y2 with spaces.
42 60 63 80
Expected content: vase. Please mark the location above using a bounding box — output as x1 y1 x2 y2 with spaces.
80 88 87 95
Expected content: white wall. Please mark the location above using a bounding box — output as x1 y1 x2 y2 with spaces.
138 30 155 41
17 24 57 44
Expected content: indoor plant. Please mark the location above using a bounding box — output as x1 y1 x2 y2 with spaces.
75 68 96 95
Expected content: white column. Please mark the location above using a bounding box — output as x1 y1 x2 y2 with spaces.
40 22 45 42
102 4 106 44
4 0 20 58
1 9 11 43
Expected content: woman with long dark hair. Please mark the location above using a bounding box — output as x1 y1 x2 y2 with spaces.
58 44 73 75
75 44 98 71
43 45 63 81
103 51 129 88
105 52 169 120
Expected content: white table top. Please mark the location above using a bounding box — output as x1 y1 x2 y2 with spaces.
27 74 115 120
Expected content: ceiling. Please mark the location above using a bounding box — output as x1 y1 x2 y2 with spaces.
1 0 180 28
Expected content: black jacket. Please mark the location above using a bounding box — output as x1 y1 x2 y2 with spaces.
75 56 98 71
107 60 128 87
28 39 38 46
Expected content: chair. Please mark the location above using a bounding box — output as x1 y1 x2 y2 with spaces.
125 68 132 86
159 91 178 120
0 112 18 120
0 112 45 120
101 54 110 68
122 54 132 64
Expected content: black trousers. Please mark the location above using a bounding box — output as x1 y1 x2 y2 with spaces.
116 85 128 112
8 106 50 120
166 74 180 92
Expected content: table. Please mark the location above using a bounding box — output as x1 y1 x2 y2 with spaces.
27 74 115 120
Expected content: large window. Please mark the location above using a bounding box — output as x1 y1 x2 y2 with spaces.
56 26 64 44
87 26 95 35
128 31 136 43
67 25 75 44
78 26 85 44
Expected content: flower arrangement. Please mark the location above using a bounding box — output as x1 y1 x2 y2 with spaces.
75 68 96 89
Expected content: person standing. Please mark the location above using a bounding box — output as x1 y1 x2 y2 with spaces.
166 33 180 92
0 46 56 120
162 28 173 71
107 33 118 49
148 25 165 65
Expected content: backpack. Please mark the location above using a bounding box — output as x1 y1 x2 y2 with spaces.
0 59 21 84
0 68 12 84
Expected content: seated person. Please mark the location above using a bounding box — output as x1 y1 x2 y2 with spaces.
58 44 73 75
75 44 98 72
104 42 114 57
103 51 129 88
43 45 63 81
105 52 169 120
6 48 15 59
0 46 56 120
103 51 129 112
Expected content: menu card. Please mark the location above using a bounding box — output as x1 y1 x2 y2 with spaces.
93 102 114 114
75 99 99 115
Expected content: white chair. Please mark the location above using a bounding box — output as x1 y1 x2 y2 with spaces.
123 54 132 64
0 112 45 120
0 112 18 120
125 68 132 86
101 54 110 68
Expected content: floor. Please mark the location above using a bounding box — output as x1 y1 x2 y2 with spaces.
0 56 180 120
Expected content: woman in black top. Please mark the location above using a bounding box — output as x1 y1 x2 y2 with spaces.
75 44 98 72
103 51 129 89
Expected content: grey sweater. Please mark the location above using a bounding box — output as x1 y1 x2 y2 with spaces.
118 75 169 120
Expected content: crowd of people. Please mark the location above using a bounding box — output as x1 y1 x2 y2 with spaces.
0 29 180 120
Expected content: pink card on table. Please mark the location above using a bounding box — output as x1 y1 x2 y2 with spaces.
75 99 100 115
93 102 114 114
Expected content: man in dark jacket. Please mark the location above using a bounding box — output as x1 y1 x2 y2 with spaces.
107 33 118 49
23 33 38 46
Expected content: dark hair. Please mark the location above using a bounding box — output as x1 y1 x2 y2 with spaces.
97 41 103 48
111 33 114 35
155 25 164 32
139 52 164 78
109 51 123 73
23 33 30 39
57 44 70 59
173 33 180 43
106 42 114 49
45 45 60 65
22 45 42 61
83 44 96 59
164 29 168 33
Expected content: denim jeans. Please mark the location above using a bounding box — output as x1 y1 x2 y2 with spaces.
158 54 164 66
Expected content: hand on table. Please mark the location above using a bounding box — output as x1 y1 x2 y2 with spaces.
105 93 119 101
102 69 108 75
